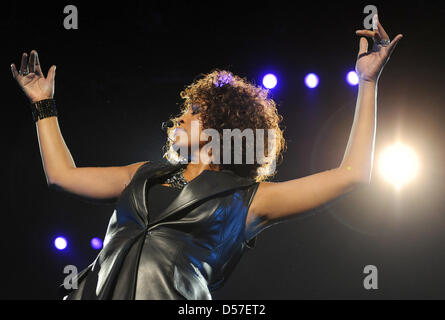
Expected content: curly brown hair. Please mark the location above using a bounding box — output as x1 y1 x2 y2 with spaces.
163 69 286 182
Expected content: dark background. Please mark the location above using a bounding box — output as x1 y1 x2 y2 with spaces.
1 0 445 299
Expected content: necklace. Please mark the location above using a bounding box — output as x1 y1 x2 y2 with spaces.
165 168 188 189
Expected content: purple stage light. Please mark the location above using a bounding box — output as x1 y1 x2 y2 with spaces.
262 74 278 89
54 236 67 250
304 73 319 88
91 237 103 250
346 71 359 86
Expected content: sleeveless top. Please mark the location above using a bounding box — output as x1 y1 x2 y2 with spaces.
147 184 181 216
60 160 269 300
135 184 181 299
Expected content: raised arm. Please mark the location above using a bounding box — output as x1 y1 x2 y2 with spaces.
11 50 148 205
248 15 403 225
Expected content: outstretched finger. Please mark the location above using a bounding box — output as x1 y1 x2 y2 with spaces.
356 29 381 41
29 51 36 74
20 52 28 75
356 29 372 37
34 50 43 76
375 15 390 41
357 37 368 58
387 34 403 58
47 65 56 85
10 63 19 79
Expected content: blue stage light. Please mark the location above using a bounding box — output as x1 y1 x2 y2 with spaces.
304 73 319 88
262 74 278 89
91 237 103 250
54 236 67 250
346 71 359 86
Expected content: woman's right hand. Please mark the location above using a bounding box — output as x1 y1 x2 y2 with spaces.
11 50 56 104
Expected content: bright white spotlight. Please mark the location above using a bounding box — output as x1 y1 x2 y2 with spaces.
54 236 68 250
304 73 319 88
262 74 277 89
346 71 359 86
378 143 420 190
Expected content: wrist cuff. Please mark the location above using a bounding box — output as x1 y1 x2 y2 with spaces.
30 99 58 122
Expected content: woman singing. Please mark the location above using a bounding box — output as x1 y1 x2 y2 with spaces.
10 14 402 299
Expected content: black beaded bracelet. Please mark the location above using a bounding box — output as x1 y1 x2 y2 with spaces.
30 98 58 122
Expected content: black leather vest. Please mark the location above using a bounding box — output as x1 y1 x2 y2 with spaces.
59 159 260 299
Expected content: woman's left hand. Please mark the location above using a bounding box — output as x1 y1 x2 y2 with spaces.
355 14 403 83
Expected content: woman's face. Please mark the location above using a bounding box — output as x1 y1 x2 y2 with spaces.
172 104 203 149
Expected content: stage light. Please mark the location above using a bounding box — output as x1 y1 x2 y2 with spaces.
346 71 359 86
91 237 103 250
378 142 420 190
262 74 277 89
54 236 68 250
304 73 319 88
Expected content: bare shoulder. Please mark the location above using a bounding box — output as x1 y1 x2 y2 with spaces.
126 161 150 181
